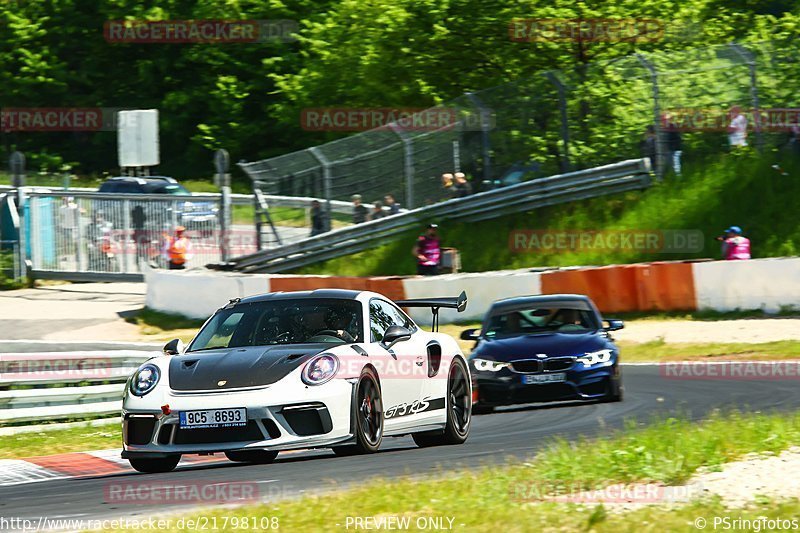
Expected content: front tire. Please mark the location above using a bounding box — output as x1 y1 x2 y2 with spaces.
334 367 383 455
413 357 471 447
129 455 180 473
225 450 279 464
600 374 623 403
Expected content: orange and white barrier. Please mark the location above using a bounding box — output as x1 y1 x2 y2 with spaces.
145 257 800 322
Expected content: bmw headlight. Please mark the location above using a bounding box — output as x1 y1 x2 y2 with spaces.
302 354 339 385
576 349 614 368
130 364 161 396
472 358 510 372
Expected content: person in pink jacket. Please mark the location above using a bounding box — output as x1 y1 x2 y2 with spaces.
716 225 751 260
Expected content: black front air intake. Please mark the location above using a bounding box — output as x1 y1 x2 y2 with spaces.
125 415 157 445
281 403 333 436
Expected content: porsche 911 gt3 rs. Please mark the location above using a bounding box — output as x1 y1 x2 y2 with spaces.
122 289 471 473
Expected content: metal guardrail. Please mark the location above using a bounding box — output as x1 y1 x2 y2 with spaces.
0 351 154 423
221 159 652 273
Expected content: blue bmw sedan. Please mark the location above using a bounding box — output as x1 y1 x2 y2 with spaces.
462 294 624 412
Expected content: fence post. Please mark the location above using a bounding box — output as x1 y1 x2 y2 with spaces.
635 53 664 181
544 71 571 172
214 149 231 261
729 43 763 152
388 124 415 209
308 147 332 230
122 199 131 273
465 92 492 182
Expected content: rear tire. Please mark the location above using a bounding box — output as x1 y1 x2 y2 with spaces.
224 450 279 464
129 455 180 473
335 367 383 455
413 357 471 447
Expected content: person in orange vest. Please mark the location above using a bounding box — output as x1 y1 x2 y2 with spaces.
162 226 193 270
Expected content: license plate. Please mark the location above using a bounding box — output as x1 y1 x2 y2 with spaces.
179 408 247 429
522 373 566 385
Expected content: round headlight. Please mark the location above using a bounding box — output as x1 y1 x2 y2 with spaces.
302 354 339 386
130 364 161 396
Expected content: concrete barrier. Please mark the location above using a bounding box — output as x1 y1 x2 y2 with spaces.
144 257 800 324
693 257 800 313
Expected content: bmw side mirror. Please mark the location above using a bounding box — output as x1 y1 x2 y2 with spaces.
604 319 624 332
163 338 185 355
460 328 480 341
383 325 412 348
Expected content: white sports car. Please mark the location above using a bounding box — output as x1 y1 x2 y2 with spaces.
122 289 472 473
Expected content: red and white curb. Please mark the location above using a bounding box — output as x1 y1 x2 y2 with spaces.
0 450 230 487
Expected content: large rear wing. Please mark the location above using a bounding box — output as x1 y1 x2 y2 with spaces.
395 291 467 331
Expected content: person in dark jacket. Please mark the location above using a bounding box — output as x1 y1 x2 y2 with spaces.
351 194 368 224
640 125 657 170
310 200 327 236
383 194 401 215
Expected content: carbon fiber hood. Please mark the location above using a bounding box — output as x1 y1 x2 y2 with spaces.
169 343 329 391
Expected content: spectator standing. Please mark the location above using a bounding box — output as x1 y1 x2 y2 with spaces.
351 194 368 224
441 173 454 191
640 125 657 170
413 223 441 276
309 200 327 236
728 106 748 148
662 114 683 176
369 201 385 221
131 204 148 265
162 226 193 270
384 194 401 215
453 172 473 197
715 225 751 260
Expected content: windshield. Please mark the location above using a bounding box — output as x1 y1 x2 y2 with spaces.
484 306 600 338
158 184 191 195
188 298 363 350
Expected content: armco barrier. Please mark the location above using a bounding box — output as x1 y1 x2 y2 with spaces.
0 351 154 423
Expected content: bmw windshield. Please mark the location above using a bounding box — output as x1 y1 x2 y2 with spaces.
484 306 600 339
188 298 364 351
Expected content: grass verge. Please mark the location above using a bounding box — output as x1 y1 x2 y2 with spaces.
0 423 120 460
100 410 800 531
123 308 204 343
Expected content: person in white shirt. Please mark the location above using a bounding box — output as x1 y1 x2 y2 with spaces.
728 105 748 147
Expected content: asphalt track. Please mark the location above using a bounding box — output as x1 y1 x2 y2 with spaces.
3 365 800 525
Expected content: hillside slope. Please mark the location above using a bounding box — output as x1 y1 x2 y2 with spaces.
296 151 800 276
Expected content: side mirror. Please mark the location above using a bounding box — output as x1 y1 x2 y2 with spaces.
163 338 185 355
383 325 412 348
460 328 481 341
604 319 624 332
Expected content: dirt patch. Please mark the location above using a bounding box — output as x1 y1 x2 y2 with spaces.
616 318 800 344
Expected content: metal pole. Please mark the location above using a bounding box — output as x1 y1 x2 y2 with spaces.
635 54 664 181
388 124 415 209
122 199 130 273
545 71 571 172
730 43 763 152
452 140 461 173
465 92 492 182
308 147 332 230
214 149 232 261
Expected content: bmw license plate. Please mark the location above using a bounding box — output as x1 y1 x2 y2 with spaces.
522 373 566 385
179 408 247 429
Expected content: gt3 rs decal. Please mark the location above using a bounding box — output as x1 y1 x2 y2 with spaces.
384 396 445 419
